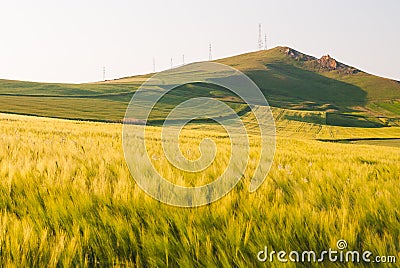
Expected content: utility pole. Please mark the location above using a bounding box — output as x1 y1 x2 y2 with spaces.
264 34 267 50
209 43 212 61
258 23 263 50
153 57 156 72
170 58 173 69
182 54 185 65
103 66 105 81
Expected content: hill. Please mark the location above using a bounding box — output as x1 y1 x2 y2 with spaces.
217 47 400 114
0 47 399 126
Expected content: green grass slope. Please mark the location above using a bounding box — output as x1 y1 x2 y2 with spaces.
217 47 400 114
0 46 399 125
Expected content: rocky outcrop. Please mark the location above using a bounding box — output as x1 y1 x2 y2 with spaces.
318 55 337 70
284 47 316 61
281 47 360 74
317 54 359 74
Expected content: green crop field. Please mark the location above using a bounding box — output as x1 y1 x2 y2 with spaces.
0 113 399 267
0 46 399 266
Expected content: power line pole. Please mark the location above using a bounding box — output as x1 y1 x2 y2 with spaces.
209 43 212 61
258 23 263 50
170 58 173 69
103 66 105 81
182 54 185 65
153 57 156 73
264 33 267 50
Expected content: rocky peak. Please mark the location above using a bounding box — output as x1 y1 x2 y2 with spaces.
318 55 338 71
282 47 316 61
279 47 360 74
317 54 359 74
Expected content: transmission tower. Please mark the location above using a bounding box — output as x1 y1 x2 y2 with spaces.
264 34 267 50
258 23 263 50
209 44 212 61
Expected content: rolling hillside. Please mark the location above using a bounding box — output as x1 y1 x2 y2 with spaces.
0 46 399 126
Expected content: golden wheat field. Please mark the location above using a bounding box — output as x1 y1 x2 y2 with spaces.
0 112 399 267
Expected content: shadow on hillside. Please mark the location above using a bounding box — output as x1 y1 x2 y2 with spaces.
244 62 367 112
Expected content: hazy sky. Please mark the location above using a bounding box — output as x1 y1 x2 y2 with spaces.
0 0 399 83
